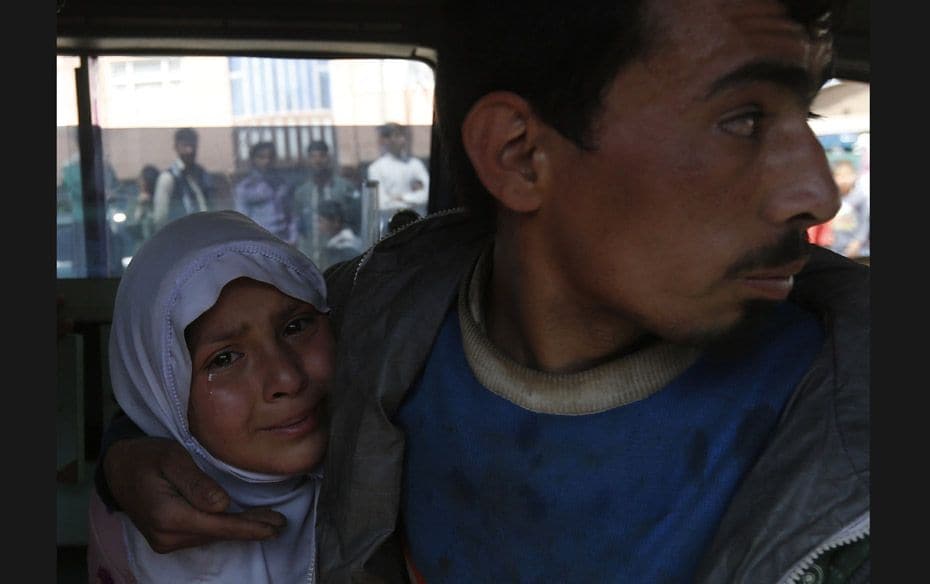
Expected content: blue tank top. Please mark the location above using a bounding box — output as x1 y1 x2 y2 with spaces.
395 301 823 583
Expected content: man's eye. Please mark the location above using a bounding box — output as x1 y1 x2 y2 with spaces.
719 110 763 138
208 350 241 370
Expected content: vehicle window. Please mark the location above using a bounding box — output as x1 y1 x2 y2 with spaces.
56 55 435 278
809 78 870 263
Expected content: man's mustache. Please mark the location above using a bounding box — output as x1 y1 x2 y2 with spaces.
725 230 812 277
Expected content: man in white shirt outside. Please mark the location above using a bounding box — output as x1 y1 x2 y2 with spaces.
366 122 430 229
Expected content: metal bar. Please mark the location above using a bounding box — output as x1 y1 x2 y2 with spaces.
74 57 110 278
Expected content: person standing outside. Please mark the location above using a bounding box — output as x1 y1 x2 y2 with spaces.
365 122 430 227
152 128 215 232
233 141 299 246
131 164 160 245
827 159 870 259
315 199 363 270
57 129 121 276
294 140 361 258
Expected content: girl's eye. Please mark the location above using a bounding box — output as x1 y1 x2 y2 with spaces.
719 109 763 138
284 314 318 336
207 350 242 371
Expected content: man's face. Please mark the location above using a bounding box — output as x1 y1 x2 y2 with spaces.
832 163 857 196
253 148 274 172
175 139 197 167
537 0 839 346
316 215 340 239
308 150 331 174
186 278 334 475
386 129 407 157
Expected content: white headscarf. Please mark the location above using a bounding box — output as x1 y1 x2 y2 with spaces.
109 210 330 583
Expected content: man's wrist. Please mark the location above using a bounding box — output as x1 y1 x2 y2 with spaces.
94 410 145 511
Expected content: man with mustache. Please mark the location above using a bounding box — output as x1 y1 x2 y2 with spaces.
97 0 869 581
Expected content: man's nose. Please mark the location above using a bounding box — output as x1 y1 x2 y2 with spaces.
762 125 841 228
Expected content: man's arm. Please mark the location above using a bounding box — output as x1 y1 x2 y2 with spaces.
367 159 400 208
152 172 173 231
282 185 300 246
94 410 145 510
412 158 430 194
97 411 287 553
401 158 430 206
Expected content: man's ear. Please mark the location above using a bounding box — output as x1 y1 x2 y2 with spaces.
461 92 544 213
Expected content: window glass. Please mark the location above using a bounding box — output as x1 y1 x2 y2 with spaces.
56 56 436 278
808 79 870 262
56 56 85 278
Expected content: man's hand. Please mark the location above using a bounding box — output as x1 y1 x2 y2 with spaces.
104 437 286 553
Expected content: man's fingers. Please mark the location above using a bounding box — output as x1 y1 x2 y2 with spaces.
146 505 286 553
171 506 285 541
102 437 286 554
160 451 229 514
237 507 288 530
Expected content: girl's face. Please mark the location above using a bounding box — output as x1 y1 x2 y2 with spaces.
186 277 334 475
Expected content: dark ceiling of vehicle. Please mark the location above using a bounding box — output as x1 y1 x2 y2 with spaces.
56 0 869 80
56 0 442 46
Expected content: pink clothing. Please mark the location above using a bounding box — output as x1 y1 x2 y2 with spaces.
807 223 834 248
86 489 137 584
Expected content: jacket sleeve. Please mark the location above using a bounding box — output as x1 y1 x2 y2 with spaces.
284 184 299 245
323 254 364 336
289 210 300 246
234 176 274 206
232 178 253 214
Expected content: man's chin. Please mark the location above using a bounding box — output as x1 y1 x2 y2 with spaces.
685 299 782 360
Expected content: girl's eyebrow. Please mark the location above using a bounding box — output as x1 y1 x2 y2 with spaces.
194 321 249 349
274 298 314 322
191 297 316 349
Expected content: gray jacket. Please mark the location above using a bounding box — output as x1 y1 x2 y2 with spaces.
316 209 870 584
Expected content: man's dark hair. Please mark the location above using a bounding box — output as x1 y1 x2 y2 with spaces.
435 0 847 222
387 209 421 233
307 140 330 155
139 164 160 194
249 141 277 161
317 199 346 224
378 123 406 140
174 127 199 145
